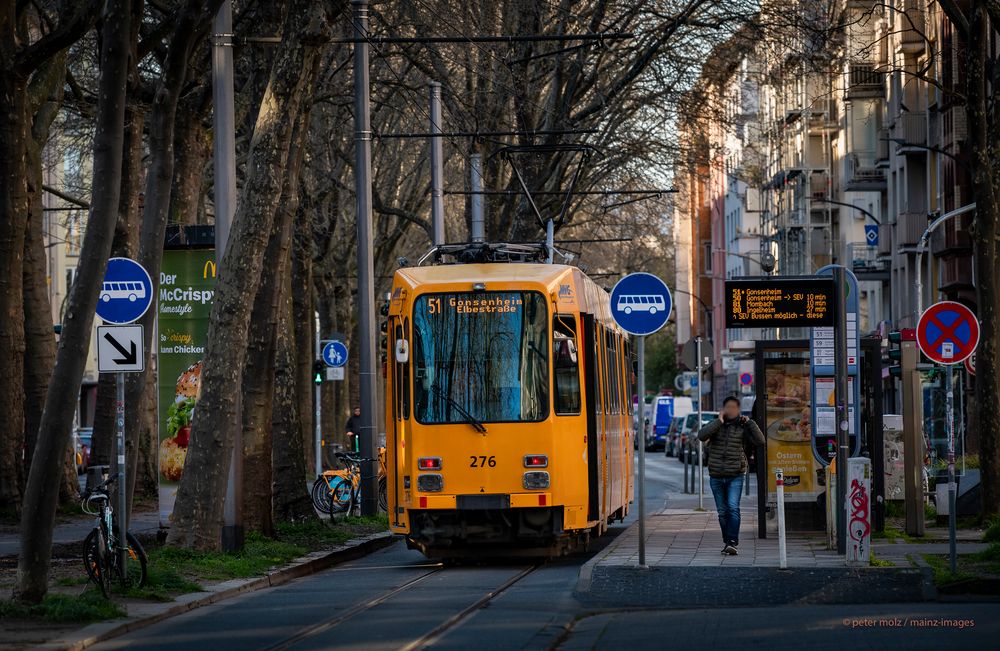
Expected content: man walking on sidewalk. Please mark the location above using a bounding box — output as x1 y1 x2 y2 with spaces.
698 396 765 555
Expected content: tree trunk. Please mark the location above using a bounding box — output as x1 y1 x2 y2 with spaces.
292 219 315 474
168 0 332 550
16 0 130 602
22 52 66 485
168 86 212 225
0 53 30 520
965 3 1000 518
272 260 315 523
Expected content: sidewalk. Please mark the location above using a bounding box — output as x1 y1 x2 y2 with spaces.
0 509 161 557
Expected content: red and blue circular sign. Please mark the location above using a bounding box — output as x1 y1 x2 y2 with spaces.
916 301 979 365
739 372 753 386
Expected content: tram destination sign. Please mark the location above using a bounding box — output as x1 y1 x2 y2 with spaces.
725 277 836 328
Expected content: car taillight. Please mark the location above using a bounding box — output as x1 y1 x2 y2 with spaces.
523 471 550 490
523 454 548 468
416 474 443 492
417 457 441 471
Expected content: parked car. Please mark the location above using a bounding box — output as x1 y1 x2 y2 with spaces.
665 415 685 457
677 411 717 464
75 427 93 475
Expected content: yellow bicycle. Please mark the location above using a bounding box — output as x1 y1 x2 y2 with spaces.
311 447 387 514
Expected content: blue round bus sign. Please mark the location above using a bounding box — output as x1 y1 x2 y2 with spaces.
96 257 153 324
610 272 673 336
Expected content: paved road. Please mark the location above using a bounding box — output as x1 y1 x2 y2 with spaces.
86 453 995 650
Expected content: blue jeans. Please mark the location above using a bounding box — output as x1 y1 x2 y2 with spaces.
709 475 745 545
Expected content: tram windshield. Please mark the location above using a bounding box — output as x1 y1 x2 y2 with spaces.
412 291 548 424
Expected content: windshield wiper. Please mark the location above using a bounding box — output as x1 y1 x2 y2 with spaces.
430 384 487 433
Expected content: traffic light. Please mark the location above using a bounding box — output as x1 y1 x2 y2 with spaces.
887 328 915 379
313 359 325 385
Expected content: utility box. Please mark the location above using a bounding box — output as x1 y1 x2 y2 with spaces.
846 457 872 566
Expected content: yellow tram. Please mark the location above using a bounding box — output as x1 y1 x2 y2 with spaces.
384 262 634 557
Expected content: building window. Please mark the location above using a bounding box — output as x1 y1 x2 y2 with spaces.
704 243 713 273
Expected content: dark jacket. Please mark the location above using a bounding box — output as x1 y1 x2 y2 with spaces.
345 415 361 434
698 416 766 478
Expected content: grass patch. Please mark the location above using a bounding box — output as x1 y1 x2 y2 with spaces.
884 501 905 518
869 552 895 567
923 553 975 585
872 524 921 543
983 518 1000 543
0 591 125 622
147 532 306 583
54 576 89 587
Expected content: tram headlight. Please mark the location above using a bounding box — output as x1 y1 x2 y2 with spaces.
417 474 443 492
522 471 550 490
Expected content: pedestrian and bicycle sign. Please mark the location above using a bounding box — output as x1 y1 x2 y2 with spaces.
610 272 672 336
916 301 979 366
96 257 153 324
322 340 349 367
97 325 144 373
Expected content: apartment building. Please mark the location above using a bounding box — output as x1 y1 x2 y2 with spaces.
672 0 977 415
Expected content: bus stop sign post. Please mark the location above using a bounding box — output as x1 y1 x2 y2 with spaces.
97 258 152 573
610 273 673 569
917 301 980 574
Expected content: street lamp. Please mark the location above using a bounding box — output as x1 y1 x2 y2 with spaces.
810 198 880 225
915 202 977 316
712 249 777 274
670 286 713 343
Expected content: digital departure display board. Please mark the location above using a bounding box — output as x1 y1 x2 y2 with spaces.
725 277 835 328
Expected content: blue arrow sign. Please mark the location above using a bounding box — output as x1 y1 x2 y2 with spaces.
864 224 879 246
610 272 672 336
96 257 153 324
322 340 349 368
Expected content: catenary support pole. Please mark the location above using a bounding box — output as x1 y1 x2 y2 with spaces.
637 336 646 568
470 154 485 243
214 0 243 551
353 0 379 516
833 266 849 555
429 82 445 247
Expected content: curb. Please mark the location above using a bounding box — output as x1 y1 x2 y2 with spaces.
576 522 635 593
36 531 397 651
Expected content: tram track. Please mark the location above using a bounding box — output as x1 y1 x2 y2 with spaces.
263 561 541 651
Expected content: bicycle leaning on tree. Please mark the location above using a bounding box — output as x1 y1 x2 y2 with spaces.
81 475 148 598
311 448 387 516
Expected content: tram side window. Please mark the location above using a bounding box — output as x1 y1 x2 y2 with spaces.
553 315 581 415
604 330 616 414
393 321 410 420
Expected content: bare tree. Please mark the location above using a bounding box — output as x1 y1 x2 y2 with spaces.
15 0 130 603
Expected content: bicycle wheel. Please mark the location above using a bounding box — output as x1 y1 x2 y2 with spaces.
83 527 112 598
329 476 353 513
311 477 332 514
114 532 148 589
378 476 388 513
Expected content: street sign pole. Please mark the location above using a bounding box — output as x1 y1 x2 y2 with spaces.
946 364 957 573
637 336 646 568
696 336 704 509
116 371 127 573
833 266 849 555
314 318 322 477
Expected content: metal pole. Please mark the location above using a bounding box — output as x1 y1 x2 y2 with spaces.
946 365 957 573
545 219 554 264
637 336 647 568
833 266 849 555
683 414 689 494
214 0 242 551
353 0 378 516
470 153 485 243
776 468 787 569
314 315 322 477
116 372 127 572
696 337 704 509
429 82 445 247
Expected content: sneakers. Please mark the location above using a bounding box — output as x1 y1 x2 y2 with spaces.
723 543 739 555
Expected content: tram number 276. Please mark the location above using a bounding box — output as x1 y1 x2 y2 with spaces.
469 455 497 468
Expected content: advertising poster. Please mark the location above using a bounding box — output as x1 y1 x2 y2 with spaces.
764 361 821 502
157 249 216 525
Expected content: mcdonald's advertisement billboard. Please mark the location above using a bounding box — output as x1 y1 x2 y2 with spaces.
157 248 216 525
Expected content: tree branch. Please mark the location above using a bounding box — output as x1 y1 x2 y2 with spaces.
938 0 970 37
15 0 98 75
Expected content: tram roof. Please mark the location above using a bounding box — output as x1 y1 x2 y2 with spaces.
395 263 583 288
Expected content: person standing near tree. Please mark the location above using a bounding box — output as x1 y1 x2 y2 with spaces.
345 406 361 453
698 395 765 555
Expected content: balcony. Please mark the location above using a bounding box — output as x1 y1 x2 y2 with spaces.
930 213 974 255
940 256 974 290
891 112 928 153
896 2 926 54
942 106 968 146
878 223 892 256
847 63 885 99
844 151 887 190
895 211 928 246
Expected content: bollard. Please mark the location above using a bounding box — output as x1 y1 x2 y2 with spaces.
776 468 787 569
